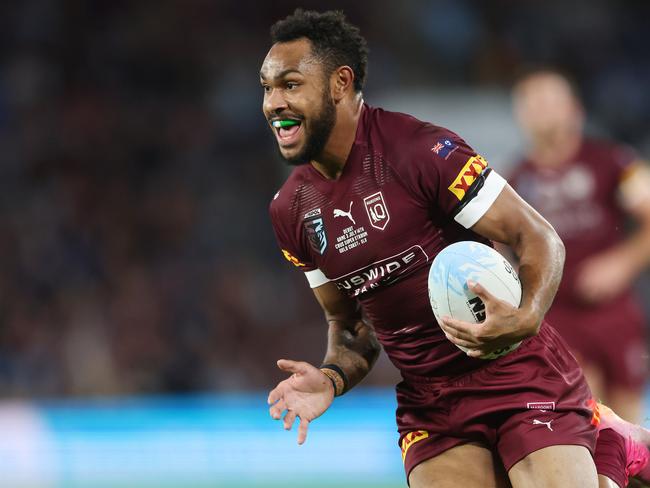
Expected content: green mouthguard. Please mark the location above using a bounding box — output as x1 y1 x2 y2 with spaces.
272 120 300 128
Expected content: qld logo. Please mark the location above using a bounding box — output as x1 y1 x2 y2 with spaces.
364 191 390 230
304 214 328 255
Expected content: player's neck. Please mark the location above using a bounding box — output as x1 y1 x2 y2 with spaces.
310 95 363 180
529 130 582 169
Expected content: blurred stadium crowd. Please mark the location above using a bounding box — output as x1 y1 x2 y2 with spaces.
0 0 649 397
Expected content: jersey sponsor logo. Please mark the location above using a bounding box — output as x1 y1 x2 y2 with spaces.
448 154 489 201
401 430 429 462
333 201 356 225
431 138 458 159
526 401 556 411
281 249 305 267
334 245 429 297
363 191 390 230
304 216 328 255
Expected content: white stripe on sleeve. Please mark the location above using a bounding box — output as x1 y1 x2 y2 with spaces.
305 268 330 288
454 170 507 229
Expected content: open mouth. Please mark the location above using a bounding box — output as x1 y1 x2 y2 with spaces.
271 119 303 147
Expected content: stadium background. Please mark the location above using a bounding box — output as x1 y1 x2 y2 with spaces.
0 0 649 486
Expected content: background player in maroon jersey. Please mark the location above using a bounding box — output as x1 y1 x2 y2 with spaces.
262 9 648 488
509 68 650 424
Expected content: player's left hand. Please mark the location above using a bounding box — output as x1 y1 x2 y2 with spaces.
438 280 538 358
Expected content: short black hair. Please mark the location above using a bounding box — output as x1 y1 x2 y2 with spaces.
270 9 368 92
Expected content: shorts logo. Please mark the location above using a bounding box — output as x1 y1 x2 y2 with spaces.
401 430 429 462
527 401 556 411
281 249 305 267
304 216 328 255
532 419 554 431
363 191 390 230
448 155 489 201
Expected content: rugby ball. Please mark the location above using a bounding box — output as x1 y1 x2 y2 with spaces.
428 241 522 359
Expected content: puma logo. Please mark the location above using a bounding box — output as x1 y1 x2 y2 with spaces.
532 419 554 431
333 201 355 225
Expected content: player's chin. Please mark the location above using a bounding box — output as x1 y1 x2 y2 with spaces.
278 145 298 159
278 142 308 165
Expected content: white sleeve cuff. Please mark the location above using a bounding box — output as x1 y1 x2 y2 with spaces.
305 268 330 288
454 170 507 228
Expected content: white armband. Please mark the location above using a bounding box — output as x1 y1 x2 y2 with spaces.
454 171 507 228
305 268 330 288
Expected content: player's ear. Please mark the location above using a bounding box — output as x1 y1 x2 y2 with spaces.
331 66 355 103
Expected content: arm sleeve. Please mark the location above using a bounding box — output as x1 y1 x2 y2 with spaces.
397 125 506 229
269 198 331 288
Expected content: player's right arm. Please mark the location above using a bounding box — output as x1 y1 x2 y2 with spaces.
267 190 380 444
267 282 380 445
314 282 381 395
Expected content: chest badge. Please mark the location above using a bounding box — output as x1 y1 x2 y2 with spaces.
303 209 328 255
333 201 356 225
364 191 390 230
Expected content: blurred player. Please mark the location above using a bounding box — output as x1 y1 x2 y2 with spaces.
261 9 648 488
509 68 650 423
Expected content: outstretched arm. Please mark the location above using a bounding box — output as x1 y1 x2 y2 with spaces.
268 282 380 444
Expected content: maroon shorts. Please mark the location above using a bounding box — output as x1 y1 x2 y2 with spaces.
546 295 648 391
397 323 598 481
594 427 628 488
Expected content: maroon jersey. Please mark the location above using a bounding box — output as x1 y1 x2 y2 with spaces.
509 139 648 389
269 104 508 378
509 139 639 309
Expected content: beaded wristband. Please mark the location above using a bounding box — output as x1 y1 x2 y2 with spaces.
319 363 349 397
